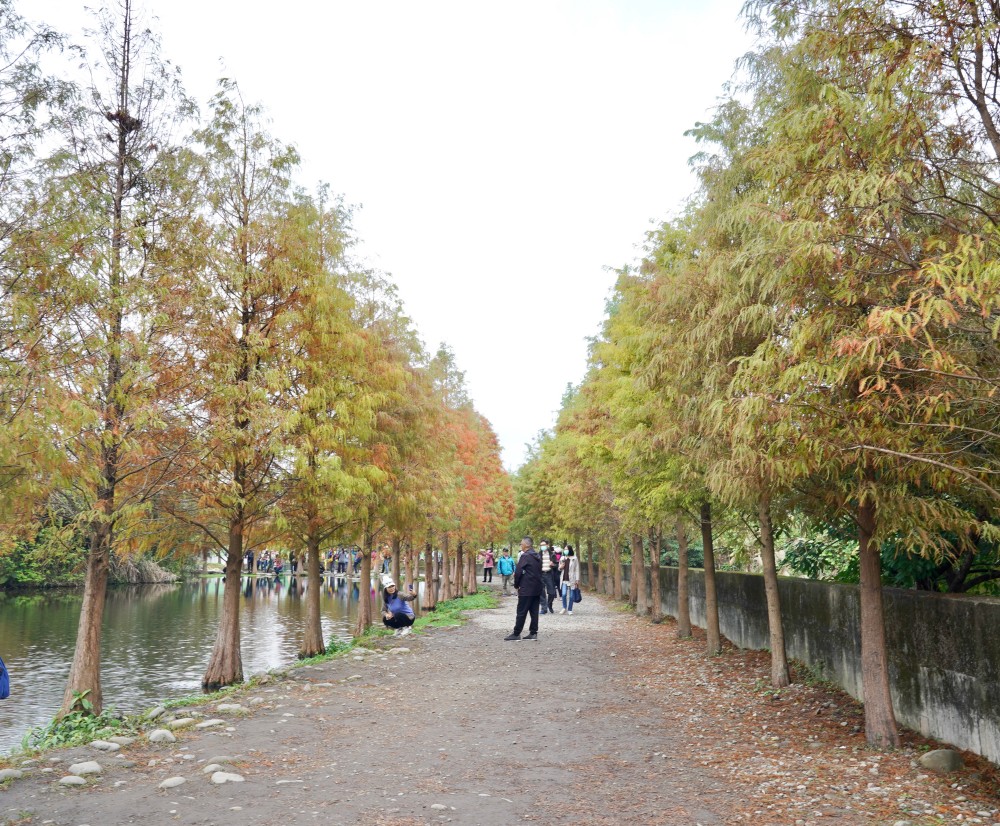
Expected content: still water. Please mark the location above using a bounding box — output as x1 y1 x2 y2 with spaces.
0 574 391 755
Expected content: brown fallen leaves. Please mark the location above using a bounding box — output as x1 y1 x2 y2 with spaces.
607 608 1000 826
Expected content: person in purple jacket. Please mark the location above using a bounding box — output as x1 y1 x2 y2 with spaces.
381 575 417 637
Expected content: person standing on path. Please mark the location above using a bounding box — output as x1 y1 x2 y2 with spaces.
505 537 542 641
538 541 559 615
481 548 495 583
559 546 580 615
496 548 515 595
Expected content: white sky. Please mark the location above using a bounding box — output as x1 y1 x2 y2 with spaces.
39 0 754 469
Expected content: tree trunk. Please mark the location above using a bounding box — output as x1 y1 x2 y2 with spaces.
597 537 615 594
613 534 623 601
467 544 478 594
700 501 721 655
354 529 374 636
632 533 647 616
61 517 112 715
440 534 453 601
454 540 465 597
649 526 662 623
423 540 437 611
391 535 401 586
300 532 325 658
628 534 639 606
676 518 691 637
758 493 789 688
202 517 245 688
406 537 418 591
858 492 900 748
587 533 596 591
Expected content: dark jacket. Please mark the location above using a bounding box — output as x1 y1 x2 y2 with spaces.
513 550 543 596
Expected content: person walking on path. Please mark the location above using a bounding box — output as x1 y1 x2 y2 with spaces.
481 548 495 583
505 537 542 641
558 546 581 615
381 575 417 636
538 540 559 615
496 548 515 595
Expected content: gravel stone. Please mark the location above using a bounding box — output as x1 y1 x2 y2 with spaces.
211 771 245 784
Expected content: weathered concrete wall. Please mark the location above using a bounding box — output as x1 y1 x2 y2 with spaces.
581 564 1000 764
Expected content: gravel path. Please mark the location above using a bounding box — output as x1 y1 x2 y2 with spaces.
1 587 997 826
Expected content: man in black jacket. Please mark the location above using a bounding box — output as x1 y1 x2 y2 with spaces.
504 536 542 641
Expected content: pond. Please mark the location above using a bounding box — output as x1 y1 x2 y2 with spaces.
0 573 405 755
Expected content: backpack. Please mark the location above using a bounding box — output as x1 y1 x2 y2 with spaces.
0 655 9 700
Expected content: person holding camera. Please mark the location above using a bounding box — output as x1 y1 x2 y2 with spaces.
381 575 417 637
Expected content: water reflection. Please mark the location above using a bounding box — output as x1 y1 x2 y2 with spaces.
0 574 403 755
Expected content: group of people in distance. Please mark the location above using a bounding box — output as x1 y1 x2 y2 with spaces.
504 536 581 641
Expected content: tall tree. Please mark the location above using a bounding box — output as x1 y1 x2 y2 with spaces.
39 1 196 714
165 81 304 689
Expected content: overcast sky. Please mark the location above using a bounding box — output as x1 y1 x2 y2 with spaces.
42 0 754 469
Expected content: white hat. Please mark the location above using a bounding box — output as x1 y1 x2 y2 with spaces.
381 574 395 589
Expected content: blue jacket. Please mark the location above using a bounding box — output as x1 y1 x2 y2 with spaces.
496 555 515 576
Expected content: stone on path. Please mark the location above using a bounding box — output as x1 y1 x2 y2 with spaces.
108 736 136 746
215 703 244 713
202 764 224 774
211 771 245 784
917 749 964 773
204 755 236 765
147 705 166 720
168 717 197 730
68 761 102 775
90 740 121 752
148 729 176 743
0 769 23 781
59 776 87 786
158 776 186 789
195 718 225 729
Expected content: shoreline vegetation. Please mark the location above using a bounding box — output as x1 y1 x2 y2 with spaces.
0 589 498 764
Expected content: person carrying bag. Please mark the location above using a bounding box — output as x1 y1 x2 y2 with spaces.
558 547 581 616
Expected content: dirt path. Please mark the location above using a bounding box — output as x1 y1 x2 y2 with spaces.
1 589 998 826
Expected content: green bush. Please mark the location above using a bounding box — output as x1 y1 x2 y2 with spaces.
0 526 85 588
21 692 136 752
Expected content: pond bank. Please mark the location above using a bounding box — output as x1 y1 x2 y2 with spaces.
1 588 997 826
0 575 388 754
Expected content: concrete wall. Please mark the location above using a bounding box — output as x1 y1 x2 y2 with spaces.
582 564 1000 764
